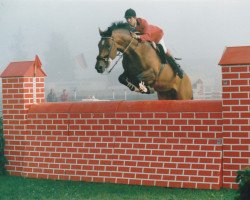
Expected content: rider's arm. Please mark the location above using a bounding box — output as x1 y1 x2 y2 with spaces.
136 18 151 41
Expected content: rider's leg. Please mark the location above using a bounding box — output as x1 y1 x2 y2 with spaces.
158 38 183 79
158 38 167 53
165 52 183 79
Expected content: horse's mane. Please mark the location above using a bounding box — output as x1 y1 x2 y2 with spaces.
101 21 131 37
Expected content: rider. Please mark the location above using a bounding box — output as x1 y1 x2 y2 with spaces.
124 8 183 79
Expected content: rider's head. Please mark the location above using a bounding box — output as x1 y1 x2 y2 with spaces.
124 8 136 19
124 8 137 27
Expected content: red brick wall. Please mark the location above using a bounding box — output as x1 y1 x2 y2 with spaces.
221 65 250 189
4 100 222 189
1 63 249 190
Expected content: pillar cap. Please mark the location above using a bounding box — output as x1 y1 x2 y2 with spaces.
219 46 250 66
0 55 46 78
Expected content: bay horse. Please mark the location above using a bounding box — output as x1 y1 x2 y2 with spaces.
95 22 193 100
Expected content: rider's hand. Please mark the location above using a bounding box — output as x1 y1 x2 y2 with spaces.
130 32 140 40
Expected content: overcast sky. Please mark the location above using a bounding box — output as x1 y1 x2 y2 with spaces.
1 0 250 92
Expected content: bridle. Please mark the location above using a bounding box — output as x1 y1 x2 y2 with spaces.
96 37 116 63
96 36 135 73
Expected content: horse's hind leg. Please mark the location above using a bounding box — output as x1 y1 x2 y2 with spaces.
157 89 177 100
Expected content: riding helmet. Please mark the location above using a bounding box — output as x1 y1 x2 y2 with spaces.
124 8 136 19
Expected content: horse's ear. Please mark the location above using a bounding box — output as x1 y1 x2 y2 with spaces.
99 28 104 36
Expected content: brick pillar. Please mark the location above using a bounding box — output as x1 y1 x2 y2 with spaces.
0 58 46 176
219 46 250 189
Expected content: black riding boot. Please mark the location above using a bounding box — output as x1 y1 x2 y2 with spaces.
156 44 184 79
165 54 184 79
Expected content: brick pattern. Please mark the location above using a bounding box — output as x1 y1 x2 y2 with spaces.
3 101 222 190
2 77 45 176
221 65 250 189
1 63 249 190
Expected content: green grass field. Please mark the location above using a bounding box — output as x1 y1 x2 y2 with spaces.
0 175 236 200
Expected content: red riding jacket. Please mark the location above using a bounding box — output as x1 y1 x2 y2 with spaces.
135 18 164 43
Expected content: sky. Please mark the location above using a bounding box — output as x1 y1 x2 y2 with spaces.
0 0 250 95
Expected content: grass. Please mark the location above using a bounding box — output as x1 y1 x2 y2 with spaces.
0 175 236 200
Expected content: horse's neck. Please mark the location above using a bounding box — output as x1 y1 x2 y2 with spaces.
113 33 146 56
113 30 161 69
113 31 132 52
126 41 155 61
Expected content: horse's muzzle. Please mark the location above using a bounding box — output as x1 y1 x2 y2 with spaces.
95 61 106 73
95 57 111 73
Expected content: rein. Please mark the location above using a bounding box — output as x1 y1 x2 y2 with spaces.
107 52 123 73
123 37 134 53
99 36 135 73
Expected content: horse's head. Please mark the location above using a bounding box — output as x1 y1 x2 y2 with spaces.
95 22 134 73
95 28 118 73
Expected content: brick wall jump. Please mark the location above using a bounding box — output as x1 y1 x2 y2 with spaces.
4 100 222 189
1 49 250 190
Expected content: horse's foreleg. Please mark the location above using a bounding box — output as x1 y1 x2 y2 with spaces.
138 82 155 94
136 69 156 94
118 72 155 94
118 73 140 92
137 68 156 85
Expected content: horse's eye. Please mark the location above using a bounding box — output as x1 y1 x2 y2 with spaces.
104 44 111 50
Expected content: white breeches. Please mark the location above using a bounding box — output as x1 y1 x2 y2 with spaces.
158 38 167 53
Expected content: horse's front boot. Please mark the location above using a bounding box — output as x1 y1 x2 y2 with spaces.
118 73 139 92
138 82 155 94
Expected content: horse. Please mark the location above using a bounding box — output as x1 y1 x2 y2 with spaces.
95 22 193 100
